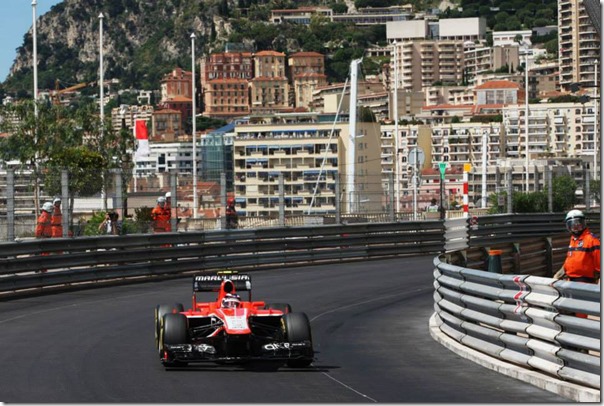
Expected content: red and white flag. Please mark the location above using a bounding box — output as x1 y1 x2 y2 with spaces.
134 119 149 159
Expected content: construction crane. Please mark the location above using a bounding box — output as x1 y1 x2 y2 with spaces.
50 80 96 105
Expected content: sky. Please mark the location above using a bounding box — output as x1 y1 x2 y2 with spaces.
0 0 63 82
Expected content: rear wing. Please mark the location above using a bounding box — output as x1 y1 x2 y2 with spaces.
193 273 252 293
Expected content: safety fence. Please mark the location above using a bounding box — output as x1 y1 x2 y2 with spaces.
433 251 601 392
0 167 493 242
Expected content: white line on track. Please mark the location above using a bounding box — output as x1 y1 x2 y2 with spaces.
319 369 378 402
309 286 429 402
310 287 428 322
0 290 158 324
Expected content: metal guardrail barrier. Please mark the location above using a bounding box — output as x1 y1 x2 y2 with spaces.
433 253 601 392
0 221 445 298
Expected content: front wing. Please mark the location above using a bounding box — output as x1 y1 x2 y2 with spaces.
163 339 313 364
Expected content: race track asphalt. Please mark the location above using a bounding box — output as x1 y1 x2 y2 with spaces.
0 256 569 402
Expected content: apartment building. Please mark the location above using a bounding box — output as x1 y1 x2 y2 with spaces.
464 44 521 85
133 141 194 179
159 68 193 131
250 51 290 114
380 119 587 209
501 102 597 165
200 51 253 119
110 104 154 132
288 52 328 109
392 40 466 92
332 5 412 25
271 5 412 26
386 17 486 42
231 112 383 216
558 0 600 91
492 30 532 47
270 7 332 24
151 108 182 142
423 86 474 107
474 80 522 105
530 62 559 98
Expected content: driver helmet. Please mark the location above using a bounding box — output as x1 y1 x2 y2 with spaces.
565 209 586 235
222 293 241 308
157 196 166 206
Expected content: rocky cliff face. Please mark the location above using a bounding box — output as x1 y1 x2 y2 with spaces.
7 0 239 90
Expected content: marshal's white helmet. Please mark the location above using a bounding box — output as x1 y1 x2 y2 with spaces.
42 202 54 213
565 209 586 235
157 196 166 205
53 197 61 205
165 192 171 198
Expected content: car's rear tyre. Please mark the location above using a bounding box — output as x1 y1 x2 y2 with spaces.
282 312 313 368
155 303 184 350
265 302 292 313
160 313 188 367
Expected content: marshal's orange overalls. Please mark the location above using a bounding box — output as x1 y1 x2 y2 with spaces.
35 211 52 239
563 228 601 282
51 205 63 238
151 204 171 233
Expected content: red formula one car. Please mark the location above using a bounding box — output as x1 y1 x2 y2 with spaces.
154 272 314 368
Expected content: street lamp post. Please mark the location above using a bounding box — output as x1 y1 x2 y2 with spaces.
593 59 598 181
524 51 530 193
31 0 40 215
481 130 487 208
99 13 104 125
32 0 38 115
392 41 400 215
191 33 198 219
99 13 107 211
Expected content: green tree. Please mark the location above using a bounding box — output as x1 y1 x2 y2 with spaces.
43 146 105 225
487 174 577 213
511 191 547 213
0 100 75 213
589 180 600 205
551 174 577 212
358 106 376 122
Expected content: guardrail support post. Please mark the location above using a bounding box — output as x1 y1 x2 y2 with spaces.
112 169 122 230
388 172 395 222
487 249 503 273
335 176 341 224
61 169 69 237
170 170 177 232
545 236 553 277
7 168 14 241
546 165 553 212
220 173 227 230
278 173 285 227
506 166 513 213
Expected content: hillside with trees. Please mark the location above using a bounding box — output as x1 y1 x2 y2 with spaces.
2 0 558 99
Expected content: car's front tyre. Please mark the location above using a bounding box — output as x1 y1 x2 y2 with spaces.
154 303 184 351
160 313 188 367
282 312 313 368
